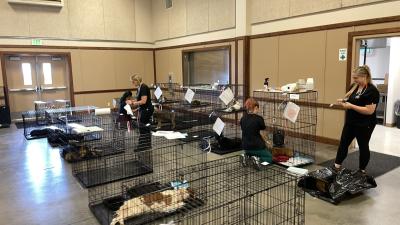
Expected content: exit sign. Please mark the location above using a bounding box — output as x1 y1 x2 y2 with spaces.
31 39 43 46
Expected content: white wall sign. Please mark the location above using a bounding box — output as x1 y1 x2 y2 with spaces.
339 48 347 61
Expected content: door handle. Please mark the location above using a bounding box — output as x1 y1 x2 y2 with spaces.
41 86 67 90
8 88 36 92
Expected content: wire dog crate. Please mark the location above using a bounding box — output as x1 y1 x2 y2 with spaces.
72 140 206 188
88 155 305 225
253 90 317 167
21 110 65 140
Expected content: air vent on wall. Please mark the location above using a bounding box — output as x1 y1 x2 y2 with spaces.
8 0 64 8
165 0 172 9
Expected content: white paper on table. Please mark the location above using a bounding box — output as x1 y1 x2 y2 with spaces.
165 132 187 139
154 87 163 100
185 88 195 103
283 101 300 123
46 125 62 131
67 123 85 129
219 87 234 106
152 131 174 136
287 167 308 176
213 117 225 136
124 104 134 116
72 126 104 134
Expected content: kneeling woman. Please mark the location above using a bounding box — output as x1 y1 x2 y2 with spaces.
240 98 272 169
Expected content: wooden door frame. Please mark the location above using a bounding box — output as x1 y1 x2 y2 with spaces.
347 27 400 126
346 27 400 91
0 51 75 108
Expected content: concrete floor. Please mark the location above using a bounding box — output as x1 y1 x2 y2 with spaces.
0 124 399 225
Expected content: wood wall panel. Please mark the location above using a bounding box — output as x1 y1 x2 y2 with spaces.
323 109 345 139
74 92 122 108
0 1 30 36
113 51 143 89
237 40 244 85
28 0 70 38
324 27 354 104
342 0 383 7
152 0 169 40
169 0 187 38
354 21 400 31
278 31 326 102
69 50 83 92
155 50 171 83
209 0 236 31
79 50 116 91
250 37 279 92
69 0 105 40
0 58 3 86
290 0 342 17
143 51 155 85
186 0 209 35
103 0 136 41
135 0 153 42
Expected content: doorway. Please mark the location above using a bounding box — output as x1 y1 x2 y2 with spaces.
2 53 73 120
349 29 400 156
357 37 390 125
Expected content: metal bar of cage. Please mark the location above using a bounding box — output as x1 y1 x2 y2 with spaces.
88 155 305 225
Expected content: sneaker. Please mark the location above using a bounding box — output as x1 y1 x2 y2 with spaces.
240 154 249 167
251 156 261 170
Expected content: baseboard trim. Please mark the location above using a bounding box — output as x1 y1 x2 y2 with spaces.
316 136 340 146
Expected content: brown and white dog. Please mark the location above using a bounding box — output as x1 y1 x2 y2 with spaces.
110 188 191 225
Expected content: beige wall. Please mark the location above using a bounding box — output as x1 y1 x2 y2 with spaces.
250 21 400 140
0 0 153 43
0 47 154 108
152 0 236 41
251 0 387 24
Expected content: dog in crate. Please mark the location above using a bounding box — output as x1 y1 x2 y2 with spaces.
154 109 176 130
110 188 192 225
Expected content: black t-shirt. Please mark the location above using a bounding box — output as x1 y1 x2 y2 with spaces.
136 84 153 112
240 113 266 150
345 84 380 126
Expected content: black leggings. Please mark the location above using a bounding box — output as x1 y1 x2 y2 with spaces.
335 123 376 170
137 109 153 151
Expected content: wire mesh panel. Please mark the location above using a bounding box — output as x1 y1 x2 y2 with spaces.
21 110 65 140
253 90 318 167
88 155 305 225
72 139 206 188
45 105 97 124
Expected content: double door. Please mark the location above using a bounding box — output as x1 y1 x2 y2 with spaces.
5 55 70 119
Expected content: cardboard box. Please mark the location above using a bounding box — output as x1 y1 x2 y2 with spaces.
272 146 293 157
377 84 388 93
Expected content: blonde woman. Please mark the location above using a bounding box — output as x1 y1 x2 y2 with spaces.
334 65 380 174
126 74 154 150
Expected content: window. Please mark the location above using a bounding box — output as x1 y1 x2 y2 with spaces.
43 63 52 85
22 63 32 86
183 48 230 86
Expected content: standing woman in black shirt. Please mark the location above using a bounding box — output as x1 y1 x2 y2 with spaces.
334 65 380 174
126 74 154 150
240 98 272 169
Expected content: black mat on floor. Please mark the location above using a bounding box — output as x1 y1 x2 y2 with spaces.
180 130 215 143
210 144 242 155
319 150 400 178
74 160 153 188
15 121 34 129
90 182 204 225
